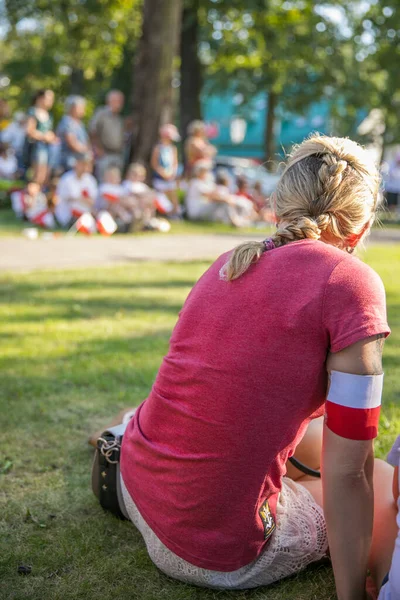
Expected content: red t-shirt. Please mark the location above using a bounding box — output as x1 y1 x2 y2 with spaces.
121 240 390 571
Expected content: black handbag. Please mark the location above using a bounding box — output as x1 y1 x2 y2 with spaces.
91 423 129 520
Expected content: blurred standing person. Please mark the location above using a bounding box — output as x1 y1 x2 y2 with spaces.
89 90 125 182
57 95 90 172
184 120 216 176
151 124 180 217
2 111 26 157
24 89 57 185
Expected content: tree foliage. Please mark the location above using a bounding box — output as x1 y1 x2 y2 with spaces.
1 0 398 162
1 0 141 116
197 0 355 161
353 1 400 147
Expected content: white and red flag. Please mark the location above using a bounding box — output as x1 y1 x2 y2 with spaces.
96 211 117 236
154 192 173 215
75 212 96 235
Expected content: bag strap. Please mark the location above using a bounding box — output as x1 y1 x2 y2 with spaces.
96 422 129 519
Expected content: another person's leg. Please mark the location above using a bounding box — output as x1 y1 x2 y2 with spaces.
300 458 397 592
286 417 397 590
165 187 180 216
32 144 50 186
286 416 323 481
367 459 397 588
109 203 132 225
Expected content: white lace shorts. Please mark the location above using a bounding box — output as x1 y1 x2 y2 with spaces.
120 476 328 590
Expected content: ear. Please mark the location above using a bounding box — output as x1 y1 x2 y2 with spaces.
347 218 373 248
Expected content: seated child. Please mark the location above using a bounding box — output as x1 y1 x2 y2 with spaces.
122 163 155 224
378 435 400 599
236 174 253 201
122 162 149 196
230 173 258 226
252 181 266 213
214 170 232 200
11 181 55 228
55 155 98 227
98 166 132 230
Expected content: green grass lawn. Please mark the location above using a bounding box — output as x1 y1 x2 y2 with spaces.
1 246 399 600
0 206 398 240
0 208 273 237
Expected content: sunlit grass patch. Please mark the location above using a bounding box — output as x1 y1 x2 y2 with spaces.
1 248 399 600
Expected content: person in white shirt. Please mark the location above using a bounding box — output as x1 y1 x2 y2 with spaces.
55 154 98 227
185 162 231 223
378 435 400 600
98 166 133 230
185 163 255 227
122 162 155 224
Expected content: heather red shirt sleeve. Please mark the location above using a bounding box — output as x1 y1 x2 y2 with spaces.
323 256 390 353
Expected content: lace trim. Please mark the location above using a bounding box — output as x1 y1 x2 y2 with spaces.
121 477 328 590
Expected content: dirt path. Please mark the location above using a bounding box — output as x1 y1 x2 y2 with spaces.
1 228 399 273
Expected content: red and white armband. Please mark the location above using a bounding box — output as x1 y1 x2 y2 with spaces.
325 370 383 440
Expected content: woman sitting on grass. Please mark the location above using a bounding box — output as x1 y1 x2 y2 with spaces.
95 135 398 598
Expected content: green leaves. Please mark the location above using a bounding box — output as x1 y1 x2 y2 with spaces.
2 0 141 112
201 1 347 108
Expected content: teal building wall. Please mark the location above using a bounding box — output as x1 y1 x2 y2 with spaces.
201 91 337 159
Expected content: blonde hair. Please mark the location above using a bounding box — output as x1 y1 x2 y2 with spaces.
224 135 381 281
187 120 205 136
126 162 146 179
103 166 121 184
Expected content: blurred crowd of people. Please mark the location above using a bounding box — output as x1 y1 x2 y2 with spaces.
0 91 274 234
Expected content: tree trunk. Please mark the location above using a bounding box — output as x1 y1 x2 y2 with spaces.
70 68 85 95
130 0 183 167
264 90 278 171
180 1 202 145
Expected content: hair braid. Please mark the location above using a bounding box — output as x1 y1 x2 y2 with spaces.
223 134 381 281
274 216 321 246
317 155 348 197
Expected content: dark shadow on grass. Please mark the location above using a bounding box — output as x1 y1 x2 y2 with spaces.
0 279 196 293
0 297 184 324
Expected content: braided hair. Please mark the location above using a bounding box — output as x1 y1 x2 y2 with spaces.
223 135 381 281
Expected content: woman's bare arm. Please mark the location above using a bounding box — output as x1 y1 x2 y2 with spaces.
323 335 385 600
150 146 169 179
25 116 45 142
65 132 87 154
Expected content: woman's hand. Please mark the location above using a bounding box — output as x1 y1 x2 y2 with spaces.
44 131 57 144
